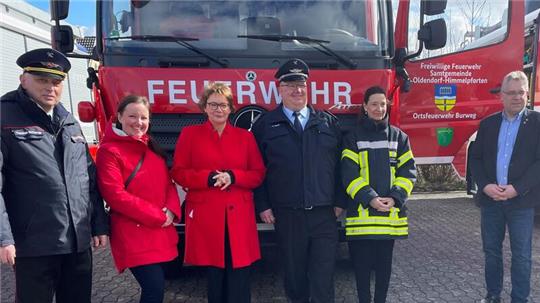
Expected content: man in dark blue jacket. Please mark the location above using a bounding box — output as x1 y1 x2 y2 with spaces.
252 59 345 303
0 48 109 303
470 70 540 303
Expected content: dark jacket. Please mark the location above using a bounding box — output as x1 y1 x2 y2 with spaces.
470 109 540 209
252 104 345 212
0 87 109 257
0 151 13 247
341 116 416 240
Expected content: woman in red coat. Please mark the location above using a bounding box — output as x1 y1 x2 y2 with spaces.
171 83 265 303
96 95 181 303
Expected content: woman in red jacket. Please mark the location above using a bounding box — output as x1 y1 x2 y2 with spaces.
96 95 181 303
171 83 265 303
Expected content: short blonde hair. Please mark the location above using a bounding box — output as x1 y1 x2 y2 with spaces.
198 82 235 113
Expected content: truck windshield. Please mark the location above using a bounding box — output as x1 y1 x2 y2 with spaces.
101 0 391 65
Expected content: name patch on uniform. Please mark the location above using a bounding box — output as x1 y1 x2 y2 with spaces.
11 128 44 141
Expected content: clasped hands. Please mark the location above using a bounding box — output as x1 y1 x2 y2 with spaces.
212 170 232 190
369 197 395 212
483 184 518 201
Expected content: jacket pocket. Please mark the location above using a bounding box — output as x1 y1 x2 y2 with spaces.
266 125 290 141
317 126 338 149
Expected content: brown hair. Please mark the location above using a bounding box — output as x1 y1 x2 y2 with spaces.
115 95 166 159
198 82 235 113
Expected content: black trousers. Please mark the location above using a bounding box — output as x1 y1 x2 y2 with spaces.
130 263 166 303
349 239 395 303
14 249 93 303
207 227 251 303
274 206 338 303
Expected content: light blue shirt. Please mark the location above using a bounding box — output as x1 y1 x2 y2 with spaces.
282 105 309 130
496 109 524 185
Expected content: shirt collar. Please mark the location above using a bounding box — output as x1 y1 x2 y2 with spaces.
501 107 525 122
282 105 308 119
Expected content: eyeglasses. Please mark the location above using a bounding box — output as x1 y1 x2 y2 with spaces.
281 82 307 90
207 102 229 111
502 90 527 97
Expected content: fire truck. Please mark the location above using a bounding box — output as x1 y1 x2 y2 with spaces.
48 0 539 265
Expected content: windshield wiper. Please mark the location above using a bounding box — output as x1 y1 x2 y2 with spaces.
238 34 357 69
106 35 228 67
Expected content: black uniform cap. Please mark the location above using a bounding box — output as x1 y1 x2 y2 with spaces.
16 48 71 80
275 58 309 82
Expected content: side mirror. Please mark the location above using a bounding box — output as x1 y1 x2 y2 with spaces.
51 25 74 53
119 11 132 33
78 101 96 123
418 19 447 50
50 0 69 21
422 0 447 16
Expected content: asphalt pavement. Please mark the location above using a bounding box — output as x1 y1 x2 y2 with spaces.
1 192 540 302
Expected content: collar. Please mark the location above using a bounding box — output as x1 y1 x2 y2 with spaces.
501 107 526 122
101 121 149 145
270 104 319 123
282 105 309 120
35 103 54 118
16 86 72 127
203 120 231 135
360 114 389 132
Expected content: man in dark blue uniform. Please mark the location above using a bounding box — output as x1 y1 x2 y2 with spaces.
252 59 345 303
0 48 109 303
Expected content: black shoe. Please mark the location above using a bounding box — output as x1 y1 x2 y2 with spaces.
480 296 501 303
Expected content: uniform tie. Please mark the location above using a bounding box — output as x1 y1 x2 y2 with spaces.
293 111 303 134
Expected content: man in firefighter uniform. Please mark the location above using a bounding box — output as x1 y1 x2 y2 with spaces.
470 71 540 303
0 48 109 303
341 86 416 303
252 58 345 303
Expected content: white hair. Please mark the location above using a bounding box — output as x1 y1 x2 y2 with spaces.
501 70 529 92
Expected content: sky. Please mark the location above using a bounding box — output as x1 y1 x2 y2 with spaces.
25 0 96 35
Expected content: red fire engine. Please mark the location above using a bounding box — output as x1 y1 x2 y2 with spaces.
49 0 540 266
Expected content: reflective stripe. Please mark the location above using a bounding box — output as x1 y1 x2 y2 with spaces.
346 177 369 199
346 227 408 236
359 151 369 184
389 150 396 185
356 140 398 150
397 150 413 168
341 149 359 164
346 206 408 237
346 217 408 225
393 177 414 195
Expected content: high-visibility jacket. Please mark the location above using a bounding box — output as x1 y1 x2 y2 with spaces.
341 116 416 240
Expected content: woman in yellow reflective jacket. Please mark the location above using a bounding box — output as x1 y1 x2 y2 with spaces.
341 86 417 303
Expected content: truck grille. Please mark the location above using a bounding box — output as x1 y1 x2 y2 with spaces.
150 113 206 166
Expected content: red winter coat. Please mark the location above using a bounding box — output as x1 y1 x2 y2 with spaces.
96 124 181 273
171 122 265 268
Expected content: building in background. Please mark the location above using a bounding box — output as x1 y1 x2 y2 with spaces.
0 0 96 141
